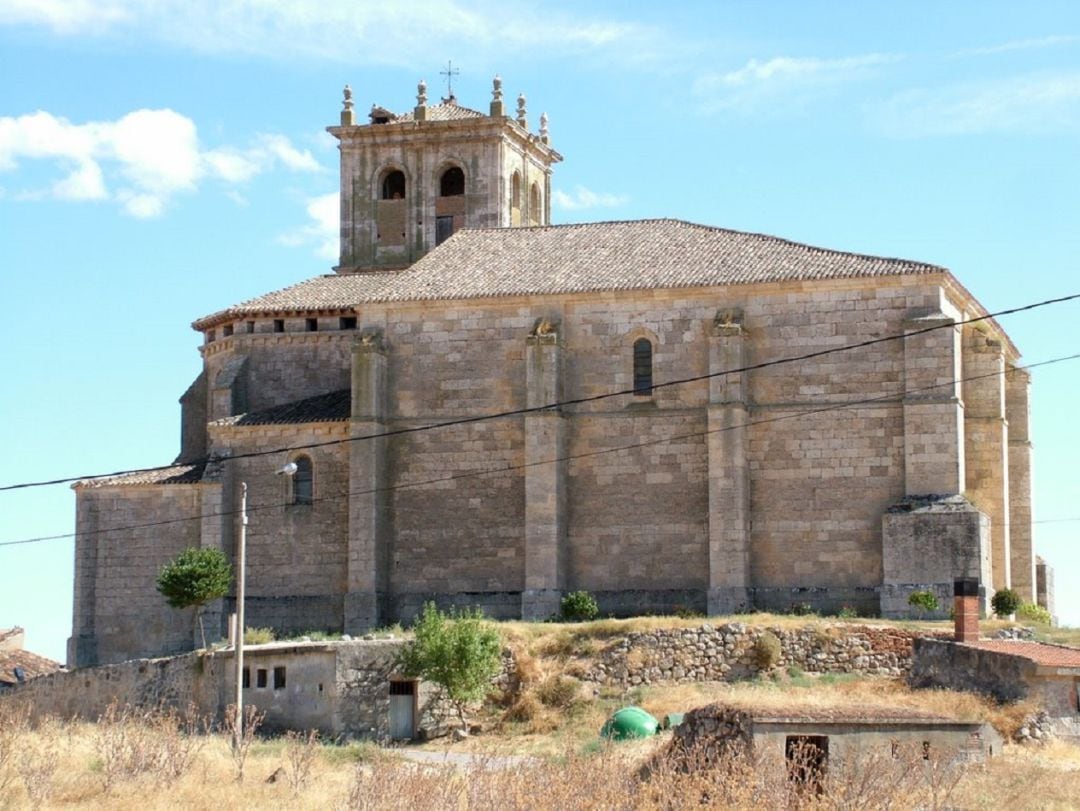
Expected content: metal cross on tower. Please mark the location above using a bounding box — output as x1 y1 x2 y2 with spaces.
440 60 460 100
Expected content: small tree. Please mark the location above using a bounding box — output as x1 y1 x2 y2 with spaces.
156 547 233 650
908 590 940 616
398 602 502 728
991 587 1022 618
560 590 599 622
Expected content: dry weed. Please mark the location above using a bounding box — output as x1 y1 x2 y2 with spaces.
283 729 320 795
16 717 61 808
0 700 30 797
222 703 264 783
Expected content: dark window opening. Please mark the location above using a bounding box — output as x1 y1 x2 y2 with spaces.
381 170 406 200
786 735 828 795
256 668 267 688
922 741 931 760
318 683 324 693
390 680 417 696
292 455 314 505
207 330 215 344
242 667 250 689
340 316 357 330
223 324 233 337
306 318 318 332
633 338 653 396
440 167 465 196
274 666 286 689
890 740 900 759
273 319 285 333
436 215 455 246
246 321 255 334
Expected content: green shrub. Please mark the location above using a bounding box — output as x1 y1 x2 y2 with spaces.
1017 602 1052 625
836 605 859 619
244 627 275 645
753 631 782 670
560 591 599 622
789 602 815 616
907 590 940 614
991 588 1022 618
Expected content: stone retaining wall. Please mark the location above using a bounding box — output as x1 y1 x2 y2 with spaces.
585 623 938 686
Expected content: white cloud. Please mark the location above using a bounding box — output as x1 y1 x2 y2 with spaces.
0 108 322 217
950 35 1080 59
553 185 628 211
0 0 656 68
874 71 1080 137
694 53 900 113
278 192 339 260
0 0 129 34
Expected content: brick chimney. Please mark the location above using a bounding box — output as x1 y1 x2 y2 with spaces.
954 579 981 643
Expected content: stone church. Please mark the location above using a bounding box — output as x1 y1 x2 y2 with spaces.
70 79 1048 667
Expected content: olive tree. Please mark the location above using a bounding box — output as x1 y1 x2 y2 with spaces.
398 602 502 728
156 547 233 650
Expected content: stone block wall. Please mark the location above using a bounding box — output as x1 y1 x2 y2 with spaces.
70 485 210 667
584 623 934 686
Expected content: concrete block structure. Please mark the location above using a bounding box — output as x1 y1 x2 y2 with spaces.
70 80 1046 667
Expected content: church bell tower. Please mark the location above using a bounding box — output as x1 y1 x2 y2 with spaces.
327 76 563 273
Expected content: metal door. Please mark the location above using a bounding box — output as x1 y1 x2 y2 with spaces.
389 681 416 740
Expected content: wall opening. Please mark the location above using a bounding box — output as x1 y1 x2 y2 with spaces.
340 316 357 330
510 171 522 226
306 318 318 332
273 319 285 333
439 167 465 197
291 455 314 505
242 667 250 689
529 181 541 226
381 170 406 200
273 666 286 690
389 680 417 740
633 338 654 396
786 735 828 795
256 668 268 689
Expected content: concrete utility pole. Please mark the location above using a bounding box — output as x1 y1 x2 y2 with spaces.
234 481 248 751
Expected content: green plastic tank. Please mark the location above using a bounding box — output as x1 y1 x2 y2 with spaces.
599 707 659 741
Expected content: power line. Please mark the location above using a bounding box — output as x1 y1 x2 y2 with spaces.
3 290 1078 494
3 351 1076 549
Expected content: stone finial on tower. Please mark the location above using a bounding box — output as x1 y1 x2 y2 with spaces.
415 79 428 122
341 84 355 126
516 93 528 129
490 75 504 117
539 112 549 144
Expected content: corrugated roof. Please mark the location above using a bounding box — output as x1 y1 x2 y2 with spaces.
76 462 207 489
212 389 351 427
194 219 946 327
964 640 1080 668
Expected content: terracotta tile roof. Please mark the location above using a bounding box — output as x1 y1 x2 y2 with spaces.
192 272 400 330
965 640 1080 668
0 648 62 685
212 389 351 427
375 219 945 303
193 219 946 327
396 102 487 122
0 627 23 645
76 461 207 489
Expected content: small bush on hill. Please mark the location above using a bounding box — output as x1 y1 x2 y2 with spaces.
991 588 1022 618
1017 602 1052 625
560 591 599 622
244 627 275 645
753 631 782 670
908 590 940 615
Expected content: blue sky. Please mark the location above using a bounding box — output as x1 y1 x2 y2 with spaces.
2 1 1079 662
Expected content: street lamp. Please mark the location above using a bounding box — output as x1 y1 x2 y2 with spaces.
233 462 297 751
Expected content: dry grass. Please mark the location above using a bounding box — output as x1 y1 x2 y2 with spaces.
1 712 1076 810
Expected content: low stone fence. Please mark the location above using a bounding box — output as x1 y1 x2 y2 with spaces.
585 623 938 686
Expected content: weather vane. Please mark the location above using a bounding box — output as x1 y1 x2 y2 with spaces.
440 60 460 100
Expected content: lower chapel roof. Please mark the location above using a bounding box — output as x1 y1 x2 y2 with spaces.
192 219 946 330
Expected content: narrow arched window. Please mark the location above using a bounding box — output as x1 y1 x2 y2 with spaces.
440 166 464 196
633 338 653 396
529 182 541 226
381 170 406 200
510 172 522 225
292 455 313 505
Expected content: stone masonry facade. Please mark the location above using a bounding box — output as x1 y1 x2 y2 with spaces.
69 81 1044 667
